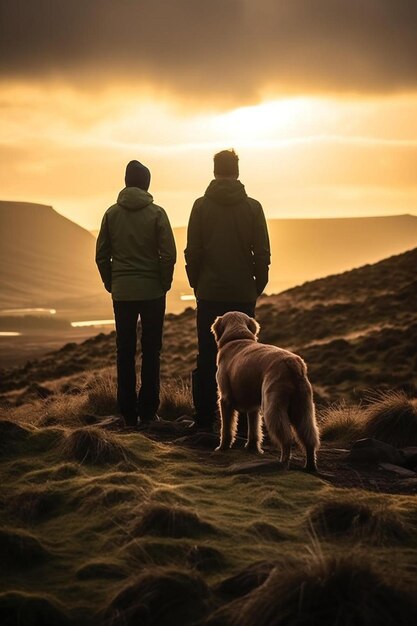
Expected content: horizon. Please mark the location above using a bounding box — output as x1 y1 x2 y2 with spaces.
1 198 417 233
1 2 417 230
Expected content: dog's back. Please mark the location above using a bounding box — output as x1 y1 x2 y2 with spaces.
212 311 320 471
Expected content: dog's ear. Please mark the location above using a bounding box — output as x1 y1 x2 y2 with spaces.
247 316 260 338
211 316 225 342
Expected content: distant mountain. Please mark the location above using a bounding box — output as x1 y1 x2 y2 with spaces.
0 201 103 310
2 247 416 404
3 203 417 318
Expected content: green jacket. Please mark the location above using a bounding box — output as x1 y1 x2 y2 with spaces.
96 187 176 301
185 179 270 302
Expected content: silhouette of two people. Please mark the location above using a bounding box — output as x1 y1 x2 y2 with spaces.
96 151 270 430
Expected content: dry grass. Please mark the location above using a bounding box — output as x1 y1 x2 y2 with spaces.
306 497 409 545
102 567 210 626
0 527 51 566
319 391 417 448
0 591 69 626
59 426 131 464
206 554 417 626
84 369 118 415
133 503 216 538
363 391 417 447
0 419 31 455
159 378 193 419
318 402 364 442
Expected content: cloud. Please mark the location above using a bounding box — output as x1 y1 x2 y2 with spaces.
1 0 417 105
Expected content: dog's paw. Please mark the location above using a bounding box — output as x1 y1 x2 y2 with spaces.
245 443 264 454
214 444 230 452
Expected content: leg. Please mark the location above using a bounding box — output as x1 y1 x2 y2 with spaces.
233 301 255 439
137 296 165 420
193 300 256 430
245 411 263 454
215 398 237 451
113 300 140 426
194 301 223 428
263 404 293 469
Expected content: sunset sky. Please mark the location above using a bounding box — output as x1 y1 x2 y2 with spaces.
1 0 417 231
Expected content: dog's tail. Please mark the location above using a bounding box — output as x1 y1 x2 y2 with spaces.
288 366 320 471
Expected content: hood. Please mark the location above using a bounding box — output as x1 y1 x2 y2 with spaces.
117 187 154 211
204 179 247 205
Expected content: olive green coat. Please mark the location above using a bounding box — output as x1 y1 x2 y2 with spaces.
96 187 176 301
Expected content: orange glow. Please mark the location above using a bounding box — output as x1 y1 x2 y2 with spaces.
0 83 416 230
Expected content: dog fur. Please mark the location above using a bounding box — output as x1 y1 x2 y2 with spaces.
211 311 320 471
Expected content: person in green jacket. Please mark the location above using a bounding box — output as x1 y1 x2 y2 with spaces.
96 160 176 429
185 149 271 431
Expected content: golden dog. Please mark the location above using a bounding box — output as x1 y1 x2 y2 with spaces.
211 311 320 471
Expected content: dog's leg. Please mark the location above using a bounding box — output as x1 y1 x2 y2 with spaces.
245 411 264 454
215 400 237 451
264 406 293 469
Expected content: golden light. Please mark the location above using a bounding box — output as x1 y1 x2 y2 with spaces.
210 98 318 144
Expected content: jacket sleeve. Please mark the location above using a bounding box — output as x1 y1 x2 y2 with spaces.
157 208 177 292
184 200 203 290
95 213 112 293
252 203 271 296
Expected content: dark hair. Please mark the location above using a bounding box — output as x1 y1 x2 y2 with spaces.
213 149 239 177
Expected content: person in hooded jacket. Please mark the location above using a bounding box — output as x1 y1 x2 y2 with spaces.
185 149 271 431
96 160 176 429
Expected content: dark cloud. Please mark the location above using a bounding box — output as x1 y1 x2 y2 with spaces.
1 0 417 103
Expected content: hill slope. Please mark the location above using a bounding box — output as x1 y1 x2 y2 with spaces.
1 247 416 404
2 204 417 316
0 201 103 309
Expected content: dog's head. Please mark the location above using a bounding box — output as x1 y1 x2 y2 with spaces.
211 311 260 347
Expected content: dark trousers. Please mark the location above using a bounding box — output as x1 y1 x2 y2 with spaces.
193 299 256 427
113 297 165 425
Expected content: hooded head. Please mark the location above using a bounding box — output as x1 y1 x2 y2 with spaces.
125 160 151 191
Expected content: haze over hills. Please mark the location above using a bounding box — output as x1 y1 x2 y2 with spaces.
172 214 417 298
2 201 417 321
2 246 416 405
0 201 103 310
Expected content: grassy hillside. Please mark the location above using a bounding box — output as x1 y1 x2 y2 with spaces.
0 381 416 625
2 247 416 404
1 247 417 624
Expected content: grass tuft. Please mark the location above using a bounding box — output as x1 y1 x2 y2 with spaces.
213 561 275 600
134 503 216 538
60 426 131 464
76 560 127 581
0 419 31 451
8 485 64 523
159 378 193 419
102 567 210 626
84 370 118 416
318 402 363 442
363 391 417 447
0 591 69 626
206 554 417 626
247 521 290 542
0 527 51 566
186 544 225 572
306 497 409 545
